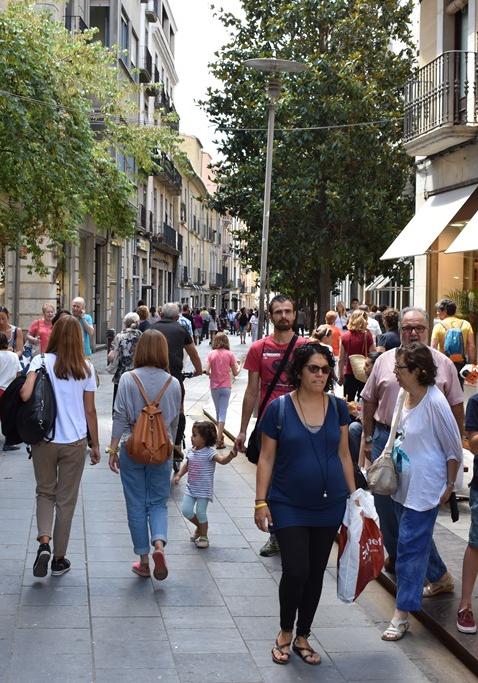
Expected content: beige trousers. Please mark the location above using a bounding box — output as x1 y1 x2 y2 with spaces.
31 439 87 557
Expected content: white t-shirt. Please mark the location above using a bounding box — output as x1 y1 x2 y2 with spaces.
392 385 463 511
0 351 21 390
28 353 97 443
366 316 382 341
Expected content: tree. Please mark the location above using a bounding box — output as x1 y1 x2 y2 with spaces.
0 2 183 273
202 0 415 319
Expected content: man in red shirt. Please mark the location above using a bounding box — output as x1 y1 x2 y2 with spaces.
235 295 306 556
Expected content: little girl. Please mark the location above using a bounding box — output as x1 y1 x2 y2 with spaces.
204 332 239 449
173 421 236 548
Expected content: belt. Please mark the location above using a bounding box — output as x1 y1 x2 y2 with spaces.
375 421 391 430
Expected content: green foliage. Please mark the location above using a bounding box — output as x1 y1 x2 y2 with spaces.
0 1 183 272
202 0 415 303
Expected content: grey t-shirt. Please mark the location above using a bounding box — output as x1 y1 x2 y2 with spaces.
112 367 181 442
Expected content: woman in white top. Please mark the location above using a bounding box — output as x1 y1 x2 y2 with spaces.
20 316 100 578
381 342 462 642
334 302 348 331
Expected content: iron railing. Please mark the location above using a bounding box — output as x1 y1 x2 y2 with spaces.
404 51 477 142
163 222 177 249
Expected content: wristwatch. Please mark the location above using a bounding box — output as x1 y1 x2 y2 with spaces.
365 436 373 444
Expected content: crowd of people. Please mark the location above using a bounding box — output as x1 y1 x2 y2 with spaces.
1 291 478 666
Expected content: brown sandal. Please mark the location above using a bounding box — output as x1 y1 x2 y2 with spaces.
292 637 321 665
271 636 292 665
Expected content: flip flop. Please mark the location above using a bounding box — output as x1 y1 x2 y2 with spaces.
292 637 321 665
152 549 168 581
381 619 409 641
131 562 151 578
271 637 292 665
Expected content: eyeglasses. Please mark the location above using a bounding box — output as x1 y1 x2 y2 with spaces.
304 364 332 375
394 364 409 371
401 325 427 334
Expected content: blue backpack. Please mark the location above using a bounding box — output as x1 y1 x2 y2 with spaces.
441 320 465 363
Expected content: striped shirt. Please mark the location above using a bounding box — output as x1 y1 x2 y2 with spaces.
185 447 216 501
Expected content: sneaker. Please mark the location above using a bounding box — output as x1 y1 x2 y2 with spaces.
195 536 209 549
259 535 280 557
2 443 20 452
51 557 71 576
33 543 51 577
422 571 454 597
457 608 477 634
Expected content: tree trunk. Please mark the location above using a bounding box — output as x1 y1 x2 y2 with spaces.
319 263 331 324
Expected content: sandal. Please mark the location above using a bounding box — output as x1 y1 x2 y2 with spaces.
152 549 168 581
216 439 225 449
271 635 292 665
292 637 321 665
132 562 151 578
381 619 409 641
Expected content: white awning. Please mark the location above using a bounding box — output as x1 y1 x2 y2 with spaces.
364 275 384 292
376 276 391 290
380 184 478 260
445 216 478 253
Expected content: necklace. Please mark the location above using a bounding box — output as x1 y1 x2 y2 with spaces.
296 391 329 498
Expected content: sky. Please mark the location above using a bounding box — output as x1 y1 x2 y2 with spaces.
168 0 244 160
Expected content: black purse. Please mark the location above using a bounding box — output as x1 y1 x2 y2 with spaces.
16 354 57 445
246 335 298 464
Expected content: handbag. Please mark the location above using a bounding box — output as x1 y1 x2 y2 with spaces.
348 332 369 383
246 334 298 464
367 388 406 495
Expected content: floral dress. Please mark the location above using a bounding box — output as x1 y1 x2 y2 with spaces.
112 329 142 386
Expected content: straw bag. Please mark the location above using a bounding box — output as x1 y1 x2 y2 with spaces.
367 389 406 496
348 332 369 383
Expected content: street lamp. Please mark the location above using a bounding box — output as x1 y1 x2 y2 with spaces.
243 57 307 339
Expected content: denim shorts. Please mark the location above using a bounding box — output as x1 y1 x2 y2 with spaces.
469 487 478 548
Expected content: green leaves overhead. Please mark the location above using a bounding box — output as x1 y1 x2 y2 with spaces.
203 0 415 302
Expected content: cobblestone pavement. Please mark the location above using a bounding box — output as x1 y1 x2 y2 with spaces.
0 333 475 682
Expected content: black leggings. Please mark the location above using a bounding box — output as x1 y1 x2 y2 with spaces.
343 374 365 402
275 525 338 637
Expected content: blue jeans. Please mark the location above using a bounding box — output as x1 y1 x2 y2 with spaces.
372 423 399 559
119 444 171 555
181 494 209 524
393 502 447 612
211 387 231 423
348 421 362 466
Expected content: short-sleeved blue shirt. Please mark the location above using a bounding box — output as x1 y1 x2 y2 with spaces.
259 393 350 530
465 394 478 491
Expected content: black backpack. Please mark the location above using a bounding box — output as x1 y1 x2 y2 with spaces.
16 355 57 445
0 375 26 445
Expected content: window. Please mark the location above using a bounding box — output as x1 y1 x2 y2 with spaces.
131 31 138 68
120 13 129 55
89 6 110 46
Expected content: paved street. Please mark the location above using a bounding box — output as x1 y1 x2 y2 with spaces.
0 334 476 682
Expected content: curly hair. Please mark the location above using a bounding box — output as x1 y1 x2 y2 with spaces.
192 421 217 448
396 342 437 386
347 309 368 332
383 308 399 331
211 332 230 350
287 342 336 391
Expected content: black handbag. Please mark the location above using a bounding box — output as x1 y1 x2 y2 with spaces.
246 335 298 464
16 354 57 445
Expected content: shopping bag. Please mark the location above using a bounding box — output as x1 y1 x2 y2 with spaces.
337 490 384 603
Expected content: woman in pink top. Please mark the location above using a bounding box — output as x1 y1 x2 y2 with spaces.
27 303 55 353
204 332 239 448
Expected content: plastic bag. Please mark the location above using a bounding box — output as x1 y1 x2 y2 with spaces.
337 490 384 603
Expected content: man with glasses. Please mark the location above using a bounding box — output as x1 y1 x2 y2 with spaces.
235 294 306 556
361 307 463 589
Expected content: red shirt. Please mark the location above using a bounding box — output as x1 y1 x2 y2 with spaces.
28 319 53 353
341 330 373 375
244 335 307 410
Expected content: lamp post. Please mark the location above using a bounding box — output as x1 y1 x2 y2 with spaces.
243 57 307 339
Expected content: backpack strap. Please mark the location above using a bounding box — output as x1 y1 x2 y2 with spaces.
130 372 172 407
152 376 173 406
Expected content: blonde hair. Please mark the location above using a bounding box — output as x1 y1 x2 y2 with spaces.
212 332 230 350
137 305 150 321
325 310 337 324
347 309 368 332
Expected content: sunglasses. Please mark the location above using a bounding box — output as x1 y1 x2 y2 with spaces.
304 364 332 375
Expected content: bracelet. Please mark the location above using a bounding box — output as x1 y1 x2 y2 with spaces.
105 446 119 456
254 502 269 510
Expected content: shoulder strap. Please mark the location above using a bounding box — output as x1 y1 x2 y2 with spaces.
383 388 407 455
152 376 173 406
257 334 298 420
277 394 286 431
130 371 150 405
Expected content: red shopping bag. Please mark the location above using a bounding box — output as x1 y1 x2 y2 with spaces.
337 491 384 602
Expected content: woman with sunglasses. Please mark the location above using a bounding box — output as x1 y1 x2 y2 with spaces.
381 342 462 641
255 343 356 666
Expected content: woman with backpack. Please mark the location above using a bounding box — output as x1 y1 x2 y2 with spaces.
108 311 142 410
107 329 181 580
20 315 100 578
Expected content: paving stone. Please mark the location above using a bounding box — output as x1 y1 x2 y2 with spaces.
90 595 161 617
207 561 270 579
313 626 392 653
95 669 180 683
161 605 235 629
0 575 22 594
20 584 88 607
92 616 166 641
7 653 93 682
0 544 27 560
88 576 157 597
86 560 140 578
0 594 19 615
168 627 247 653
86 533 133 548
93 637 174 670
214 577 278 597
16 604 90 629
223 595 280 617
330 650 426 681
12 627 91 655
173 652 262 682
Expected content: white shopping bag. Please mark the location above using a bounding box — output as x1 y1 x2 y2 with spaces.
337 490 384 603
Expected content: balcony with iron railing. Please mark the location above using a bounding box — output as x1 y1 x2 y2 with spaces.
139 46 153 84
403 51 478 156
163 222 177 250
145 0 160 22
151 152 182 195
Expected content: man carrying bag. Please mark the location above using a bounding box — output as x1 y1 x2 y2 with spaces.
235 295 306 556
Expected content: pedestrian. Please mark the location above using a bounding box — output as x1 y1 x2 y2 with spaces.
457 389 478 634
381 342 461 641
21 315 100 578
237 307 249 344
359 304 382 343
431 298 476 388
204 332 239 448
149 306 160 323
26 303 55 354
347 351 382 467
108 312 142 409
193 308 203 345
0 306 24 359
255 343 356 665
324 311 342 360
200 306 210 342
376 308 400 351
137 305 151 333
208 308 218 344
296 307 306 336
71 297 94 356
107 330 182 579
228 309 236 335
235 294 306 556
0 331 22 451
52 309 71 325
335 302 348 330
173 421 237 549
339 309 376 401
361 307 463 575
249 309 259 342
